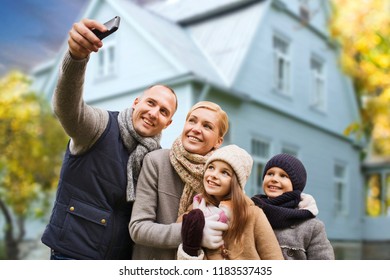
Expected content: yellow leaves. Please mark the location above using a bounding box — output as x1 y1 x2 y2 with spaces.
0 71 29 98
375 53 390 69
339 54 355 74
366 173 382 217
354 41 368 54
330 0 390 156
381 88 390 102
373 116 390 138
366 196 382 216
370 107 390 155
344 122 363 139
0 71 67 217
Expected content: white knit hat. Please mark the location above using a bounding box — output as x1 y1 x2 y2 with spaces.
205 145 253 190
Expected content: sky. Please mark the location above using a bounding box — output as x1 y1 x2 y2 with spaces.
0 0 88 76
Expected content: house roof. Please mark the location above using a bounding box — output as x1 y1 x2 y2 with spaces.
146 0 269 86
146 0 256 23
112 0 226 85
33 0 270 91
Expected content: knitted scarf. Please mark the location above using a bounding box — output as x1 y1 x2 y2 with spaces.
169 137 214 216
118 107 161 202
251 190 314 229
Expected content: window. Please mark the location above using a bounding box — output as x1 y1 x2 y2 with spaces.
251 138 271 195
96 42 116 78
365 172 390 217
334 162 348 215
386 174 390 216
365 173 382 217
273 35 290 95
310 57 326 111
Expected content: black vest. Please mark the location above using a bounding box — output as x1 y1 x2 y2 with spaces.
41 111 133 259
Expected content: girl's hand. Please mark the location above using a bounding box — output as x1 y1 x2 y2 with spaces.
181 209 205 256
201 214 228 249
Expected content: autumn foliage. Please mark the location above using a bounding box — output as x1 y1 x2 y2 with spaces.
0 71 67 259
329 0 390 156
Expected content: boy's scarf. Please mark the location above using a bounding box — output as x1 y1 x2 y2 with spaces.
251 190 314 229
118 107 161 202
169 137 214 216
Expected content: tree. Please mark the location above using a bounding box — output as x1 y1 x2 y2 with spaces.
0 71 67 259
329 0 390 156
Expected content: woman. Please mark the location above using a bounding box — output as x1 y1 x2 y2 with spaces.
129 101 229 260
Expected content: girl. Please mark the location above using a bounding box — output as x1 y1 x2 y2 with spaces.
252 153 335 260
177 145 283 260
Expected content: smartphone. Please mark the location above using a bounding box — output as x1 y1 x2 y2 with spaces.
92 16 120 40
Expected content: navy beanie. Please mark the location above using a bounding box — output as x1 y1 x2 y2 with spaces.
262 153 307 191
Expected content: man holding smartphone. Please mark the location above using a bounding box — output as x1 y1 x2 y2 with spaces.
41 18 178 260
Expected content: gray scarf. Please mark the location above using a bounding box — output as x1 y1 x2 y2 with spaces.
118 107 161 202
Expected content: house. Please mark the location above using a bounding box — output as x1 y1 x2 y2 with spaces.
31 0 389 259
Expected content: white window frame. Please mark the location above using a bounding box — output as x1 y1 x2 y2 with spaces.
273 35 291 95
334 161 348 216
96 41 117 78
310 56 326 112
250 138 272 196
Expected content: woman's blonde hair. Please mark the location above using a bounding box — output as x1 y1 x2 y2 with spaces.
186 101 229 137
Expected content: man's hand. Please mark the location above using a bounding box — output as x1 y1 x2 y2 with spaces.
201 214 228 249
68 18 107 60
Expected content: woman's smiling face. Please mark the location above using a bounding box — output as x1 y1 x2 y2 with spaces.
181 108 223 156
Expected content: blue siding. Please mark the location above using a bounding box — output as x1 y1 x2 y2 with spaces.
234 5 360 138
202 95 364 240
